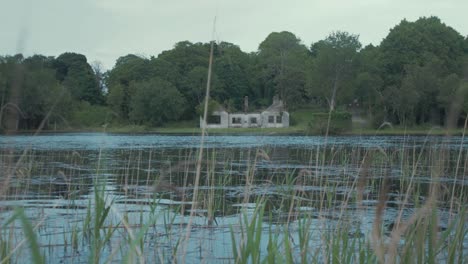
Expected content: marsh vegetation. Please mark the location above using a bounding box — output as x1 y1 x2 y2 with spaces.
0 133 467 263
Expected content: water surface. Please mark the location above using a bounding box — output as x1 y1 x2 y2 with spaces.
0 133 466 263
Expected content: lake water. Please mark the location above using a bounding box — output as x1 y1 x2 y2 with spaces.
0 133 467 263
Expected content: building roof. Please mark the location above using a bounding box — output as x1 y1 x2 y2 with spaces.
264 99 286 112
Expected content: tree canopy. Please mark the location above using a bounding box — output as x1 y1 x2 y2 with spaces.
1 16 467 130
308 31 361 111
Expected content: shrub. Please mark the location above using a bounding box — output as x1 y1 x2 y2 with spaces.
308 111 352 134
129 78 186 126
195 98 221 117
70 102 112 128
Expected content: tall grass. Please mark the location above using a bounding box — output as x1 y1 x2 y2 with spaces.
0 135 467 263
1 107 467 263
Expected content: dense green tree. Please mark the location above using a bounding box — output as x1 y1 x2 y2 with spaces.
378 17 466 125
106 55 151 119
129 78 186 126
179 65 226 112
18 59 73 129
2 16 468 130
157 41 210 77
0 69 8 109
0 55 24 130
213 42 253 110
354 45 384 116
155 41 211 118
400 63 441 124
437 74 461 117
23 55 54 69
107 54 151 87
106 83 126 119
54 53 104 104
257 31 310 108
180 66 213 109
355 72 384 121
379 16 465 87
308 31 361 111
153 41 253 116
91 61 106 98
148 58 181 86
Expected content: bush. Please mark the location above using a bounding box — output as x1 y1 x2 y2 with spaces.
308 111 352 134
370 110 387 129
129 78 186 126
195 98 221 117
70 102 112 128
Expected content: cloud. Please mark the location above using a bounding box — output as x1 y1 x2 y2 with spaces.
1 0 467 70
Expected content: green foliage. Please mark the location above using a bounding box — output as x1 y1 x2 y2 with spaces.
195 98 222 116
1 208 46 264
374 17 467 125
156 42 211 118
213 42 253 110
105 55 151 119
308 31 361 111
70 102 112 128
230 204 265 264
129 78 186 126
83 183 115 264
19 61 73 129
354 45 385 117
106 54 151 87
290 108 323 127
307 111 352 134
106 83 126 119
380 16 465 86
1 15 468 130
257 31 310 108
54 52 104 104
180 66 214 110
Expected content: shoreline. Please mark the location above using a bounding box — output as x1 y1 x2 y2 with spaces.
3 126 465 136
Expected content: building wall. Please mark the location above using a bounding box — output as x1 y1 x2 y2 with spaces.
282 112 290 128
228 113 245 128
228 113 262 128
200 111 229 128
246 113 262 128
261 111 289 128
201 111 289 128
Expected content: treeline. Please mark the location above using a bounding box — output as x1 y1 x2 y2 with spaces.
1 16 468 130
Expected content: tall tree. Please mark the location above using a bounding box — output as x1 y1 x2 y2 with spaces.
106 54 151 119
213 42 253 110
257 31 310 108
90 60 106 96
148 58 181 87
379 16 465 87
354 45 385 122
129 78 186 126
157 41 210 77
152 41 210 118
18 58 72 129
308 31 361 111
54 53 104 104
379 16 466 125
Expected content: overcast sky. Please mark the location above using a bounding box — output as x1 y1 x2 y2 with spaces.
1 0 467 70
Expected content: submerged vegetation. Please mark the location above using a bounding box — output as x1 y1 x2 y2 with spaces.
1 16 468 132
